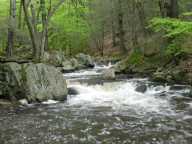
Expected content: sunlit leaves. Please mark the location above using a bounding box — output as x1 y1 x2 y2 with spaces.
149 17 192 38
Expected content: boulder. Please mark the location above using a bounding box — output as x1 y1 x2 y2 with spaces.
46 51 66 67
62 60 75 72
19 99 28 106
68 87 79 95
42 52 50 63
0 62 23 100
76 53 94 68
135 84 147 93
102 68 116 79
62 58 80 72
0 62 68 103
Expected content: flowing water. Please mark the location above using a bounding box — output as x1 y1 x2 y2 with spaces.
1 64 192 144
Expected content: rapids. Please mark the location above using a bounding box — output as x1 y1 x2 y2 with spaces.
0 63 192 144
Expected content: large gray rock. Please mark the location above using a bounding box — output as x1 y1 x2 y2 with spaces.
0 62 68 102
76 53 94 68
0 62 23 100
43 52 94 70
62 58 80 72
44 51 66 67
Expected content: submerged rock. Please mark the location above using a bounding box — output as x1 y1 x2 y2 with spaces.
68 87 79 95
135 84 147 93
0 62 68 103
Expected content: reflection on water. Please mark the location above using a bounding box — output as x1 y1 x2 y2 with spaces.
0 64 192 144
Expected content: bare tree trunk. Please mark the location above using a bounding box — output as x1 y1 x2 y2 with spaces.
136 1 147 35
159 0 168 17
18 0 23 29
22 0 38 59
100 23 105 56
40 0 47 60
131 0 138 50
111 0 116 47
159 0 179 18
22 0 65 61
170 0 179 18
6 0 16 58
117 0 126 52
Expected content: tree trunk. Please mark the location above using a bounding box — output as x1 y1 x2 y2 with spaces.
117 0 126 52
6 0 16 58
169 0 179 18
111 0 116 47
159 0 179 18
18 0 23 29
22 0 65 61
136 1 147 35
22 0 38 59
40 0 47 60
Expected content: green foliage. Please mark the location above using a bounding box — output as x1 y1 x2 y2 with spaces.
166 42 181 56
149 18 192 38
49 0 90 55
127 52 144 65
149 17 192 56
181 12 192 16
0 0 91 56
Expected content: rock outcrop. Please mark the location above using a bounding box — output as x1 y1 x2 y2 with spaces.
115 53 192 85
0 62 68 103
43 51 95 72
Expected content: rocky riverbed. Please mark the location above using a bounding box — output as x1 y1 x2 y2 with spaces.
0 63 192 144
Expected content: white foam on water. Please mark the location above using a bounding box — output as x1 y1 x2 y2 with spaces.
94 62 113 70
63 70 101 78
63 63 114 79
145 85 171 95
67 81 173 115
42 100 59 104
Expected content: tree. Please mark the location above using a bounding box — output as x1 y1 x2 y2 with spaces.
117 0 126 52
169 0 179 18
159 0 179 18
22 0 65 61
6 0 16 58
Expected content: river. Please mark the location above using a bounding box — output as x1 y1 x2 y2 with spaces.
0 64 192 144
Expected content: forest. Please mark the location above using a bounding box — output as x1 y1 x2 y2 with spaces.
0 0 192 144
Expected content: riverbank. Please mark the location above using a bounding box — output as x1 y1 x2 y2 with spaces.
114 52 192 86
